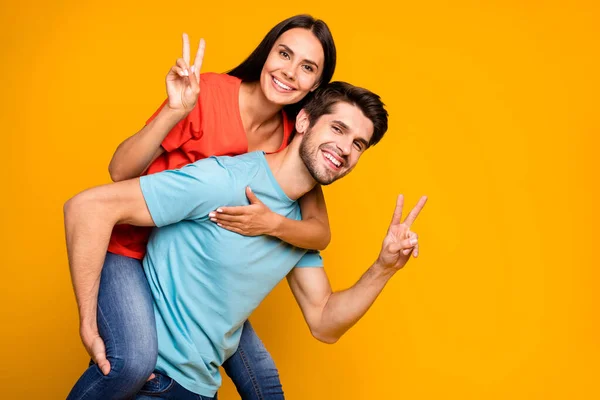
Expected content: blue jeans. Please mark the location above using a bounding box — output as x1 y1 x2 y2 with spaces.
135 371 216 400
67 253 284 400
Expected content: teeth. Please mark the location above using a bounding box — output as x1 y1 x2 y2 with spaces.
324 152 341 167
273 77 293 91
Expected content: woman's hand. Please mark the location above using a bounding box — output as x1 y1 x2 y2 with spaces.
209 187 280 236
166 33 205 114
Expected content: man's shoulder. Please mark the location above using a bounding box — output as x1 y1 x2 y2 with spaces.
181 152 264 185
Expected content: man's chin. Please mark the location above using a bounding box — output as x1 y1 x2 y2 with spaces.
315 172 339 186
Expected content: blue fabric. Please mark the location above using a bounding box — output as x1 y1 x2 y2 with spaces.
66 253 158 400
139 152 323 397
66 256 286 400
223 320 285 399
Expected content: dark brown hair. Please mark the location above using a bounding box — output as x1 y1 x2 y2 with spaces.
303 81 388 147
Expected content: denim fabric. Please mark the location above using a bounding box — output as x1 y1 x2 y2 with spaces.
223 321 285 399
67 253 158 400
67 253 285 399
136 371 216 400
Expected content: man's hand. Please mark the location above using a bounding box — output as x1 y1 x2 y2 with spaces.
209 187 279 236
80 326 111 375
378 195 428 270
166 33 205 114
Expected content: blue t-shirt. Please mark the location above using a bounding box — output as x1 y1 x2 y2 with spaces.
139 151 323 396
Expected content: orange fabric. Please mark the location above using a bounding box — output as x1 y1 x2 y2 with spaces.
107 73 294 259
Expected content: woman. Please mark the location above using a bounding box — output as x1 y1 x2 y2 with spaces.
67 14 336 400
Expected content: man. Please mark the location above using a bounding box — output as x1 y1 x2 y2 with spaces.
64 82 427 399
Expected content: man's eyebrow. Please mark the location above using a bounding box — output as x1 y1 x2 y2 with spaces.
278 44 319 69
332 120 370 147
331 120 349 130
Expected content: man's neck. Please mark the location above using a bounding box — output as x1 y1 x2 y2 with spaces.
264 139 317 201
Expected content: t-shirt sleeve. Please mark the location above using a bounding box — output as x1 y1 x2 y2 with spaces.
145 95 204 153
294 250 324 268
139 157 231 227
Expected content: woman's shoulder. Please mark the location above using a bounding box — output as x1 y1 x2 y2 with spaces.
200 72 241 87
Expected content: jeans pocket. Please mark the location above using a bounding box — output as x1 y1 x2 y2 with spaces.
138 372 175 395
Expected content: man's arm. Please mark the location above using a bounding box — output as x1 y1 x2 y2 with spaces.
63 178 155 372
287 195 427 344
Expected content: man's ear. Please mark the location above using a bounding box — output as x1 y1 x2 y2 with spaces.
295 109 310 134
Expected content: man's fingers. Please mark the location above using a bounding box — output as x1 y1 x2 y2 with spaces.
389 194 404 227
389 236 418 253
193 38 205 82
403 196 428 227
182 33 190 66
96 356 111 376
413 242 419 258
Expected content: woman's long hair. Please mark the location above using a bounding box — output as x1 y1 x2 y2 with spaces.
228 14 336 118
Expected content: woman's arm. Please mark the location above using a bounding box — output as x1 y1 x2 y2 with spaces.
273 185 331 250
108 106 184 181
109 34 205 182
211 185 331 250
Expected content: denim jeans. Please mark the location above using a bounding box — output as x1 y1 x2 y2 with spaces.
67 252 284 400
135 371 216 400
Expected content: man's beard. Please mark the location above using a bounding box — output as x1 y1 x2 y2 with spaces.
299 129 350 186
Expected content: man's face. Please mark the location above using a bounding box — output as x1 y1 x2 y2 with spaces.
299 102 374 185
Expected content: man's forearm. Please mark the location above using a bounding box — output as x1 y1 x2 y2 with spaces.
64 193 117 331
316 260 396 343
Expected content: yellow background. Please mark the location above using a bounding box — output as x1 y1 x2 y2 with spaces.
1 1 598 399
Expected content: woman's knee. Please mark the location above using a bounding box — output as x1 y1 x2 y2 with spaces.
105 348 157 385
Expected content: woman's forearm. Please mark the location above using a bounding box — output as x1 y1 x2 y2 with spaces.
271 214 331 250
108 106 186 181
273 185 330 250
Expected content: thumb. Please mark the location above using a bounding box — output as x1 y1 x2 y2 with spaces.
246 186 261 204
92 337 111 375
96 355 111 376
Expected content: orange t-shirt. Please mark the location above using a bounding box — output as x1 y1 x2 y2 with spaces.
107 73 294 259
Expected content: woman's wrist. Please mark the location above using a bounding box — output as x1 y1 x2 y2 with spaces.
268 212 285 238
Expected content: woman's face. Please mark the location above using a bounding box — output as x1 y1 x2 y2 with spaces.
260 28 325 106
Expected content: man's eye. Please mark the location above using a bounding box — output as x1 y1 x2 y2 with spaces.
353 142 363 151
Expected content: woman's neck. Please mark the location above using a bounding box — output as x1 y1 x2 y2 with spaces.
239 81 283 134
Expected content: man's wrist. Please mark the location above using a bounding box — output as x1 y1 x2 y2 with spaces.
372 258 398 279
79 311 98 332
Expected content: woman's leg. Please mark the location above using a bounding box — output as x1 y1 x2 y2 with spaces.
67 253 158 400
222 320 284 400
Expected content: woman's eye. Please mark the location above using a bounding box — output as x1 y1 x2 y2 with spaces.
279 51 290 59
302 65 314 72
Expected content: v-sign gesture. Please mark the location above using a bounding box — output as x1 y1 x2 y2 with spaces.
378 195 428 270
166 33 206 114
